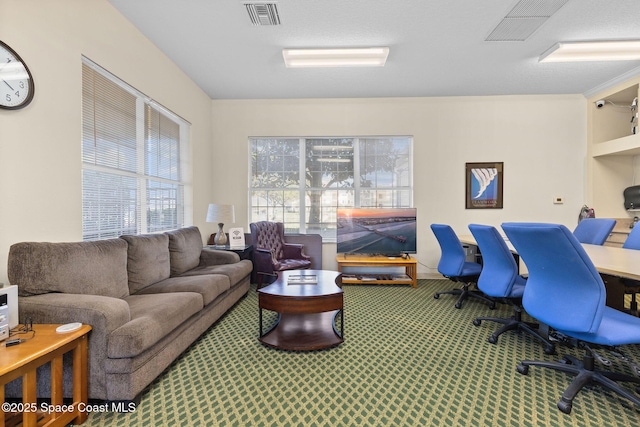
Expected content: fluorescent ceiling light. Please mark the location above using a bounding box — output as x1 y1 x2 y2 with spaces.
312 145 353 151
283 47 389 68
317 158 351 163
540 41 640 62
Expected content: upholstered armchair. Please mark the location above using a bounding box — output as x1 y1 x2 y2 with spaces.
250 221 311 287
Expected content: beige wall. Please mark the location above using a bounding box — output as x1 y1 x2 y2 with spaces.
0 0 214 283
0 0 589 283
211 95 587 276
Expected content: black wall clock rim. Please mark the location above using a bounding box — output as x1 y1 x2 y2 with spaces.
0 40 35 110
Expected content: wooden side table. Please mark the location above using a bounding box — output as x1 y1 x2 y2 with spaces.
1 324 92 427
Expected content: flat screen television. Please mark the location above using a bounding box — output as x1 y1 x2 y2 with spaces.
336 208 417 256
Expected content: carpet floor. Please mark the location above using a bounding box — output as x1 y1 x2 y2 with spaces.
82 279 640 426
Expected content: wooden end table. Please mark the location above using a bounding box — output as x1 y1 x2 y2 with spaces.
1 324 92 427
258 270 343 351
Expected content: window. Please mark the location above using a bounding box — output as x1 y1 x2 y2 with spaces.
249 137 412 240
82 58 190 240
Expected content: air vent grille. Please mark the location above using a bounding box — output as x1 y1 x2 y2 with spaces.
486 0 569 41
245 2 281 26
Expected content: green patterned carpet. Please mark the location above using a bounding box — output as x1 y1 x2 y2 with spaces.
83 280 640 426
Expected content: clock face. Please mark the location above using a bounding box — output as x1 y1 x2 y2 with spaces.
0 41 35 110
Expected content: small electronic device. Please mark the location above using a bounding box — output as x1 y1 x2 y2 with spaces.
0 285 18 329
0 298 8 342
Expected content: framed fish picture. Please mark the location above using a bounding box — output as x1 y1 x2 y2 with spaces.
465 162 503 209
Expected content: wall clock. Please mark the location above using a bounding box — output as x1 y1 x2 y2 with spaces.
0 40 35 110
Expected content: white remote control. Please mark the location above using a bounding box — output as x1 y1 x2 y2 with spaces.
56 322 82 333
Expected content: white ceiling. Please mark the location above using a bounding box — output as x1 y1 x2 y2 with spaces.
108 0 640 100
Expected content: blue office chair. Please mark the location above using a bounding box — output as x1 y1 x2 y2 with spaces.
572 218 616 245
430 224 494 309
621 226 640 315
502 222 640 414
469 224 555 354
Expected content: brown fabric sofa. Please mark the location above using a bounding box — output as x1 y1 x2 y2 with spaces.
7 226 252 402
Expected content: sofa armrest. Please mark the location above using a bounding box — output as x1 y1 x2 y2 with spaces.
17 293 131 401
199 248 241 266
18 293 131 333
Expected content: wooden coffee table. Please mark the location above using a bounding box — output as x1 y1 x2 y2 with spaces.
258 270 343 351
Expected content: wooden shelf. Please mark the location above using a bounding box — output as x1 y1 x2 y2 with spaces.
592 133 640 157
336 255 417 288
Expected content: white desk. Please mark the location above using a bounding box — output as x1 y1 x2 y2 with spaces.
458 234 640 281
458 234 640 311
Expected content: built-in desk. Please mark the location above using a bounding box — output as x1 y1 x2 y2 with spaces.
458 234 640 312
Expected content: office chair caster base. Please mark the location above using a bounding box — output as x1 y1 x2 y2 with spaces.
488 335 498 345
516 364 529 375
557 398 572 414
455 302 462 309
544 345 556 355
434 293 440 299
473 319 481 326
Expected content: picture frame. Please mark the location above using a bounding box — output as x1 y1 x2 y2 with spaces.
465 162 503 209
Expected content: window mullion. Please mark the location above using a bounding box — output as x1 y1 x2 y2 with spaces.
299 138 306 233
137 99 147 234
353 138 361 207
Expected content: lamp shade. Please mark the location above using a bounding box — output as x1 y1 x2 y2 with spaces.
206 204 235 224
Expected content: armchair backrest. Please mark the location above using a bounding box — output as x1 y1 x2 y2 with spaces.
430 224 466 277
468 224 518 297
501 222 605 334
572 218 616 245
250 221 285 259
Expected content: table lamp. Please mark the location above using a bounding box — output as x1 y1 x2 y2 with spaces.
206 204 235 246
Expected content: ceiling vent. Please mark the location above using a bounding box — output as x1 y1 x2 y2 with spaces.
245 2 281 26
486 0 569 41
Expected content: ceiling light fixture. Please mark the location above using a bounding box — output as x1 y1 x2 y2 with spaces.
317 158 351 163
312 145 353 151
540 40 640 62
282 47 389 68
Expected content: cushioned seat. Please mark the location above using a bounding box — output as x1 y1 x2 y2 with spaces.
109 292 203 358
469 224 554 354
250 221 311 287
502 222 640 414
430 223 494 309
181 261 253 285
136 274 230 306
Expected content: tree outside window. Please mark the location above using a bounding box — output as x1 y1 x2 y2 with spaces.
250 137 412 241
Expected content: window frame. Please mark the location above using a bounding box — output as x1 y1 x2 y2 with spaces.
81 57 191 241
249 136 413 242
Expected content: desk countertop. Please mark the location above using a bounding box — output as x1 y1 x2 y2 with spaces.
458 234 640 281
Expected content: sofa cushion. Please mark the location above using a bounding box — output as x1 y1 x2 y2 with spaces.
108 292 203 358
165 226 203 276
134 274 231 306
8 239 129 299
180 259 253 286
120 234 171 294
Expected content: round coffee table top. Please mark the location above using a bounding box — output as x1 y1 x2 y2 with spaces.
258 270 342 298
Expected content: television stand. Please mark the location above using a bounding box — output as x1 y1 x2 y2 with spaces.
336 255 417 288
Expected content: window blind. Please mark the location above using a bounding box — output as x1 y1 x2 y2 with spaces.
82 58 188 240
